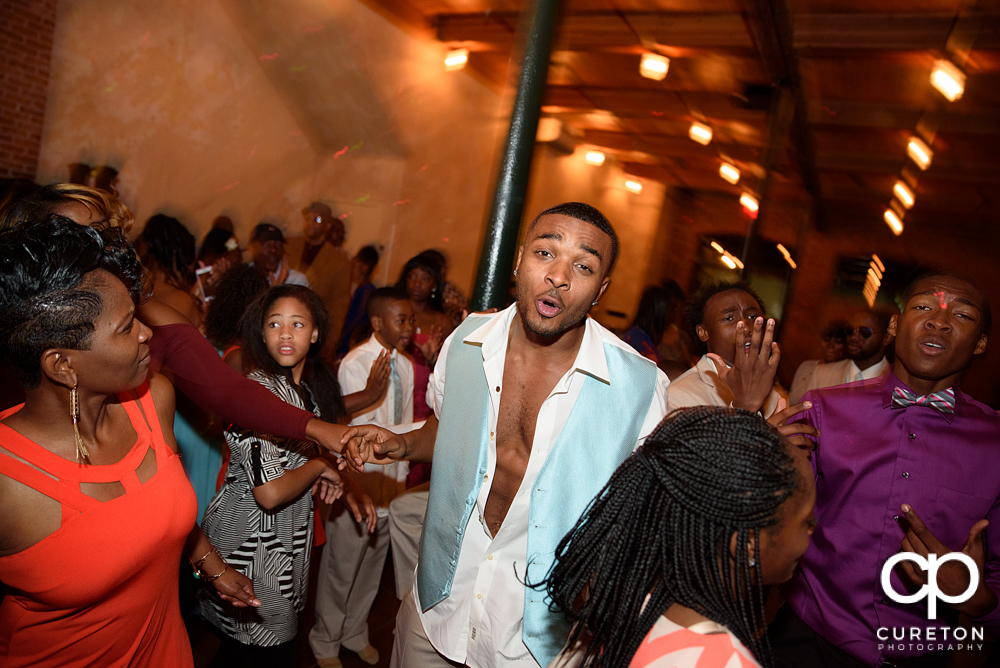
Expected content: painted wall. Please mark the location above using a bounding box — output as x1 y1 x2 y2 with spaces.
37 0 507 292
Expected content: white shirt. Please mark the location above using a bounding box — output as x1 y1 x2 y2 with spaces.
666 354 781 417
415 305 670 668
338 334 414 512
845 356 889 383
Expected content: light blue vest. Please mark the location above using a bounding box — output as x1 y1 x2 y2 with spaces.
416 314 658 666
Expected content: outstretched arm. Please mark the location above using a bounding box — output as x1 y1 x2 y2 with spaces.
338 414 439 471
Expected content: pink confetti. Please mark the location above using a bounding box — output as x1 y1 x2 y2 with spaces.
259 53 279 61
216 180 240 193
935 291 947 308
442 237 450 242
142 31 150 44
393 199 411 206
420 164 428 171
303 25 325 33
333 145 349 158
338 211 353 220
651 111 663 116
249 145 257 158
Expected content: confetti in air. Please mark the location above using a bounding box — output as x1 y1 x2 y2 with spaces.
249 145 257 158
338 211 353 220
103 81 118 93
355 195 370 203
259 53 279 61
333 146 349 158
216 181 240 193
351 140 364 150
421 164 428 171
142 31 150 44
393 199 411 206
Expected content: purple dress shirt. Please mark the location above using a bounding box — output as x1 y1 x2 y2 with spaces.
781 368 1000 666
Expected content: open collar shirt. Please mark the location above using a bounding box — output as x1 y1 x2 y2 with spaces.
415 305 670 668
782 368 1000 666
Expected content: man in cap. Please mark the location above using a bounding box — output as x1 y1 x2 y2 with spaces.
250 222 309 287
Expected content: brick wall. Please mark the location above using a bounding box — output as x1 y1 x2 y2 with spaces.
0 0 58 180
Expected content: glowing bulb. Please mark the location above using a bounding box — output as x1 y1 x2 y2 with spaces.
585 151 606 166
871 254 885 272
639 53 670 81
625 179 642 193
725 252 744 269
739 193 759 213
444 48 469 72
884 208 904 235
907 137 933 171
931 59 966 102
689 122 713 145
710 241 724 253
720 254 737 269
719 162 740 185
893 180 915 209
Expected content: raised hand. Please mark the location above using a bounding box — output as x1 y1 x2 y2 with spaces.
364 350 391 399
897 504 996 617
212 566 260 608
338 424 406 472
709 317 780 414
417 325 445 364
767 398 820 452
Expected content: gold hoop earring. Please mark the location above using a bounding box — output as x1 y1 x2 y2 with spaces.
71 383 90 462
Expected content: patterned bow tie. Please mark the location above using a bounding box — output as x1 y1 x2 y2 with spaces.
891 386 956 415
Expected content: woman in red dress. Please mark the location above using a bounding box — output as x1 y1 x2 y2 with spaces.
0 217 259 667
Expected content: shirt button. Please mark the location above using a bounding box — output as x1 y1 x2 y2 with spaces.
483 474 488 481
880 596 889 605
490 432 495 441
488 555 494 560
894 515 900 521
902 472 910 478
909 433 916 440
477 593 482 599
495 386 500 392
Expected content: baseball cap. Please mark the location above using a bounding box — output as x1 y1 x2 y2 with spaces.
251 223 285 244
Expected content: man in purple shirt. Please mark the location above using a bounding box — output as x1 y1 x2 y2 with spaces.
770 271 996 667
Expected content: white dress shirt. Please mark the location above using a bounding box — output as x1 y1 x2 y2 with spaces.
415 305 670 668
844 356 889 383
666 354 781 417
338 334 413 513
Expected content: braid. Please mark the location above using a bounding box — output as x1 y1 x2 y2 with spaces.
542 407 799 668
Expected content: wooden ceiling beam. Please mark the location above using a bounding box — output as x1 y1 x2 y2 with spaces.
435 12 1000 51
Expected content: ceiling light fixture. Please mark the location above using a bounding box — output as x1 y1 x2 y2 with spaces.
710 241 724 253
444 48 469 72
907 137 933 171
639 53 670 81
689 122 713 146
892 180 915 209
719 162 741 185
884 208 904 235
536 117 562 142
585 150 606 166
740 193 759 218
930 59 966 102
720 254 737 270
625 179 642 193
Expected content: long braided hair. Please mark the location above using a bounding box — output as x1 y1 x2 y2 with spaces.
543 407 799 668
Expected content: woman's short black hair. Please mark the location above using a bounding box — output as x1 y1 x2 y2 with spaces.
395 252 445 312
0 215 146 388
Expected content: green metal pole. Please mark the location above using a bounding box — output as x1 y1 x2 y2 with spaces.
470 0 561 311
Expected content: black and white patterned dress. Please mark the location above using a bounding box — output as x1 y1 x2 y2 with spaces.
200 370 321 647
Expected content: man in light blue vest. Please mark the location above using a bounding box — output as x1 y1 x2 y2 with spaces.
342 202 670 668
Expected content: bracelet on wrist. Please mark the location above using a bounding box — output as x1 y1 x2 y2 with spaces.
191 545 229 582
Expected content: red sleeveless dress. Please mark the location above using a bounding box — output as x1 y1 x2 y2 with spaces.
0 383 197 667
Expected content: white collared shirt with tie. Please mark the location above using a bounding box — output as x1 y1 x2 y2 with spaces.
338 334 414 511
414 305 670 667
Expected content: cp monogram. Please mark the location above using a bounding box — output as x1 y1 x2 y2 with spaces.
881 552 979 619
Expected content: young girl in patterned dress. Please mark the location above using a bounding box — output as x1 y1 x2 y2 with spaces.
200 285 362 667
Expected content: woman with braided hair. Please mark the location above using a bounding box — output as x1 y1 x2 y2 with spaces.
543 407 816 668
